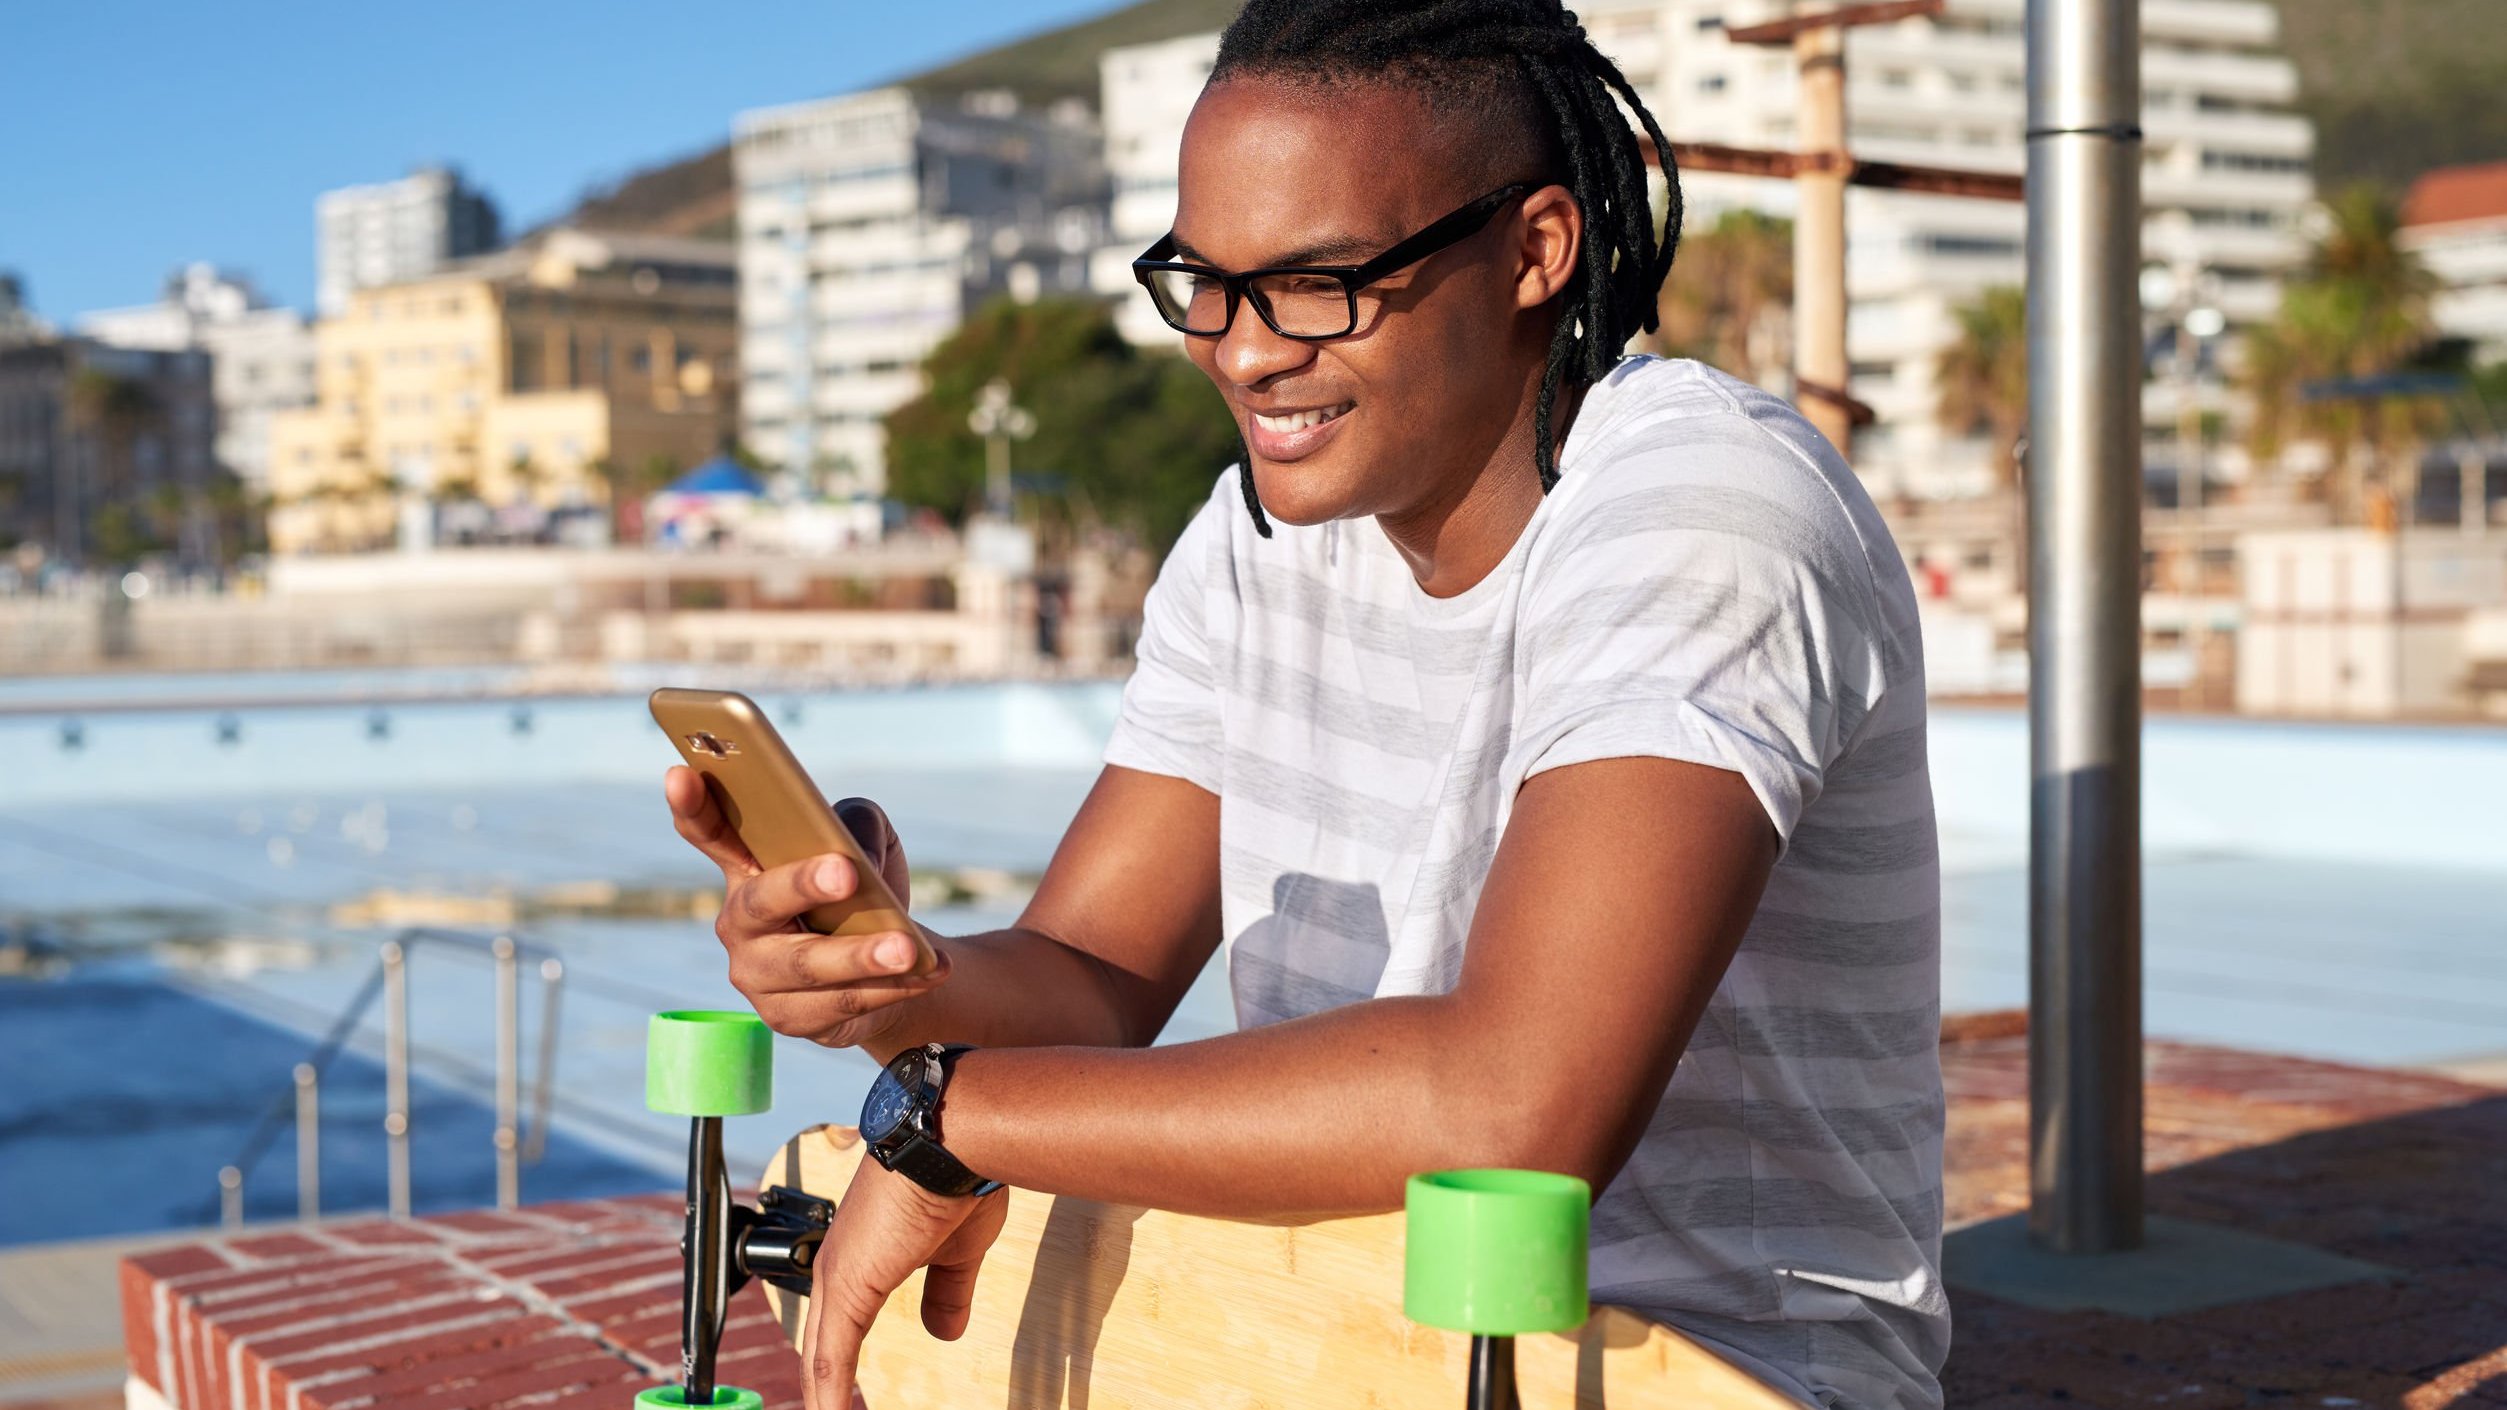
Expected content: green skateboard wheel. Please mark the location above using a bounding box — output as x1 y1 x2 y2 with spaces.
645 1010 773 1117
633 1387 764 1409
1404 1168 1591 1335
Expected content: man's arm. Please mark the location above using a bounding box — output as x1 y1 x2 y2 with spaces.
863 764 1227 1057
942 753 1775 1214
667 762 1225 1060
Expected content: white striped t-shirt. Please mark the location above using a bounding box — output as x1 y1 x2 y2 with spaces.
1105 356 1947 1409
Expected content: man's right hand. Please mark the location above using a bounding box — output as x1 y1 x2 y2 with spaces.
663 766 950 1051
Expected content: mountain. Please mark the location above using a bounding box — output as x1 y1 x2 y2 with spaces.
549 0 1235 240
550 0 2507 239
2272 0 2507 197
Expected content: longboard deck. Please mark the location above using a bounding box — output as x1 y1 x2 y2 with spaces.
761 1125 1802 1409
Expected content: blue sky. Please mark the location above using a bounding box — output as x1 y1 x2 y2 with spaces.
2 1 1130 321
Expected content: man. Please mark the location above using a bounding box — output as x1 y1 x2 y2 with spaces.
665 2 1946 1404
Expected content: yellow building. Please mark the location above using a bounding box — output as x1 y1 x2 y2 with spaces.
267 229 738 554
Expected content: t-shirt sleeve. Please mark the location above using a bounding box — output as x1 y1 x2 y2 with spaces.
1510 442 1885 848
1101 472 1231 794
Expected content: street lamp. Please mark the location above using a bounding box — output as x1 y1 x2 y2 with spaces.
967 378 1036 519
2140 263 2223 707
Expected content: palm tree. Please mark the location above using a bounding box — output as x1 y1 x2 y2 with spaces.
2241 186 2440 523
1935 285 2032 588
1653 211 1794 386
64 369 160 565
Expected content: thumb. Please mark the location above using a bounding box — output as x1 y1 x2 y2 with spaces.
835 797 912 906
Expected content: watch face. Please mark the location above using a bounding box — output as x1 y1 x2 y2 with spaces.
862 1069 913 1143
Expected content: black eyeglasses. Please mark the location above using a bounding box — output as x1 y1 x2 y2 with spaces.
1132 183 1533 341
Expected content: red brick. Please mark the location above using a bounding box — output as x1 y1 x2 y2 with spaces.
218 1274 485 1339
129 1244 236 1279
228 1232 333 1262
263 1306 549 1376
301 1330 608 1404
323 1220 450 1249
353 1349 642 1410
119 1257 169 1399
524 1258 681 1301
428 1209 559 1238
272 1304 571 1374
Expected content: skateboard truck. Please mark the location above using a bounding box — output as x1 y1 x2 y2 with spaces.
640 1010 827 1410
1405 1169 1593 1410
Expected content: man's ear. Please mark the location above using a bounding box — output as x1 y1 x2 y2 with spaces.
1513 184 1583 310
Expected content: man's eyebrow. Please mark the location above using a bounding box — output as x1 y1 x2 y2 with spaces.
1169 231 1385 268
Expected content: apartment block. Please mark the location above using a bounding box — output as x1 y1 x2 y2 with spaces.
0 337 220 568
1092 0 2314 501
79 265 317 494
2401 162 2507 364
734 87 1105 494
267 229 737 555
316 166 503 318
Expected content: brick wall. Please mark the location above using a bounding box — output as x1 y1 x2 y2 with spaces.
119 1196 802 1410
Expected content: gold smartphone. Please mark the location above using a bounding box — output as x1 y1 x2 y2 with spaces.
650 687 940 976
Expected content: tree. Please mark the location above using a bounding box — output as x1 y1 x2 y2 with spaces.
1652 210 1793 386
65 369 162 565
1935 285 2031 490
1935 285 2031 588
2241 186 2441 521
884 298 1240 549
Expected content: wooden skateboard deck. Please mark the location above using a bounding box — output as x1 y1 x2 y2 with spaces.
759 1125 1802 1409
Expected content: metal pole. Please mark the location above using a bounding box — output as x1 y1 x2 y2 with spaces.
682 1116 731 1406
219 1165 243 1231
382 940 412 1220
294 1062 321 1223
2025 0 2145 1254
1466 1334 1519 1410
493 935 520 1209
525 957 564 1164
1794 21 1854 457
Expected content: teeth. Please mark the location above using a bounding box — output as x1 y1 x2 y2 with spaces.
1253 403 1352 435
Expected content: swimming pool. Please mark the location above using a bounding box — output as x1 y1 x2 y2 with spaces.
3 674 2501 1244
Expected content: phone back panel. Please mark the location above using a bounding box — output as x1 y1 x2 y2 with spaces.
649 688 919 945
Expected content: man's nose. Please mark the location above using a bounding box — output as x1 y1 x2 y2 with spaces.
1212 303 1317 388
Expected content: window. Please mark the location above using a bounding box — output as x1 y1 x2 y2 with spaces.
1699 74 1728 93
1922 233 2022 258
2201 150 2309 176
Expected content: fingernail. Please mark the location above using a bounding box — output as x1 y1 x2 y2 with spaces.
817 856 847 891
876 935 913 970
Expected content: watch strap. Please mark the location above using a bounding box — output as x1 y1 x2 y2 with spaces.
872 1043 1002 1198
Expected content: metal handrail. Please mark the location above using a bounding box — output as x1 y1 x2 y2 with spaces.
217 926 568 1228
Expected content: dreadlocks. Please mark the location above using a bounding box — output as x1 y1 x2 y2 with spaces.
1208 0 1683 536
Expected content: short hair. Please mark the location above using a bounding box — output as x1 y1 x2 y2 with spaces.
1210 0 1683 534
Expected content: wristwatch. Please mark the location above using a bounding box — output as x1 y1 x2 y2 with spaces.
860 1042 1002 1198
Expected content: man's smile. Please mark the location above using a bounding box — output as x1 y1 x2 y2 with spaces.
1245 400 1355 460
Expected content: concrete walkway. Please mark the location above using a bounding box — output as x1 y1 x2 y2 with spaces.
1938 1013 2507 1406
0 1228 209 1408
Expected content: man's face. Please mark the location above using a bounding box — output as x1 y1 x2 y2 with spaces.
1171 80 1541 528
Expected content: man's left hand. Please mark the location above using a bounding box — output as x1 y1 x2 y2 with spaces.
801 1157 1007 1410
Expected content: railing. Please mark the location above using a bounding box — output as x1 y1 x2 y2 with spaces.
217 927 567 1228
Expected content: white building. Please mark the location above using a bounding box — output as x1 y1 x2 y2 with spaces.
733 87 1105 494
79 265 316 493
0 273 45 346
1091 0 2313 500
316 166 501 318
2401 162 2507 364
2237 527 2507 718
1091 35 1222 346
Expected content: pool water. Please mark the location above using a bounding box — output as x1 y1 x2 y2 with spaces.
2 676 2500 1245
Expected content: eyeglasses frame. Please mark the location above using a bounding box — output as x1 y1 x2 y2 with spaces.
1130 182 1537 341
